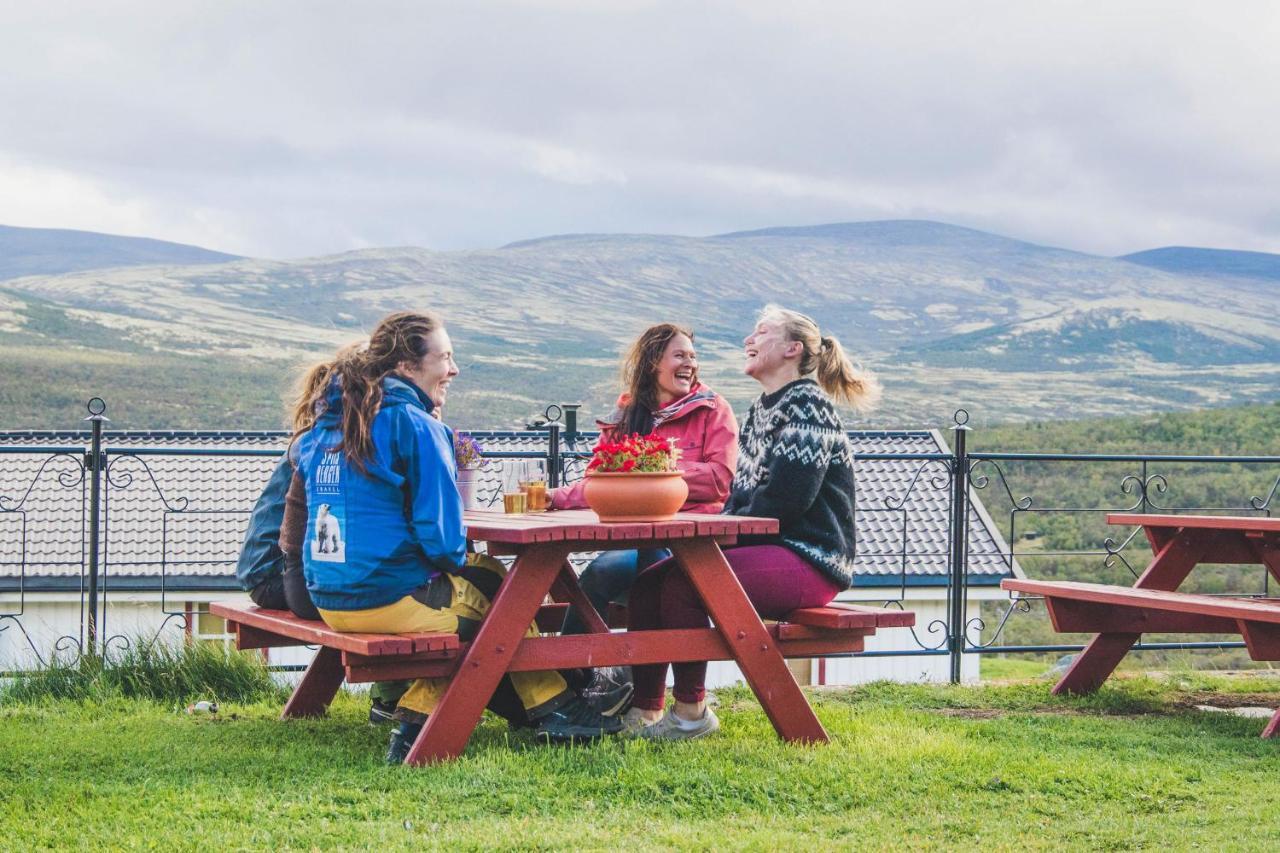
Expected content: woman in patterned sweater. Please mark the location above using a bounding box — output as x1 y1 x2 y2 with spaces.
622 305 881 739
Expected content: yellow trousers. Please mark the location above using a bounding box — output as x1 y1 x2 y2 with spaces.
318 553 567 718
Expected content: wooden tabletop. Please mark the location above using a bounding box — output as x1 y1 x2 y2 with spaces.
1107 513 1280 533
463 509 779 544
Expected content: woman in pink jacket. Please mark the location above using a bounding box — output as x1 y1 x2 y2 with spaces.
550 323 738 713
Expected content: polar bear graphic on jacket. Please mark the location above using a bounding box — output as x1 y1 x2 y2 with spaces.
311 503 345 562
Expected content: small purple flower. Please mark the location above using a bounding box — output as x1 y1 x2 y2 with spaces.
454 432 484 470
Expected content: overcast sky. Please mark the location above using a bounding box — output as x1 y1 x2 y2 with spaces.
1 1 1277 259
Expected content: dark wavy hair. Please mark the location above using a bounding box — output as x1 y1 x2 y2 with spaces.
615 323 695 436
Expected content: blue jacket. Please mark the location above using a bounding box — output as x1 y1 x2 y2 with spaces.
235 455 292 591
294 375 466 611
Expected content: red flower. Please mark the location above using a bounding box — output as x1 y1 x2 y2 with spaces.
621 459 636 472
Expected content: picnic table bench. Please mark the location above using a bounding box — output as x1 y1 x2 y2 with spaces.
213 509 915 764
1001 513 1280 738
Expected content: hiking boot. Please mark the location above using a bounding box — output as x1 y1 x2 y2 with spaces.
637 707 720 741
533 696 623 742
385 720 424 765
581 666 634 717
369 697 397 726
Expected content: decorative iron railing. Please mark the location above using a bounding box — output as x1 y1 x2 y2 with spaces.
3 399 1279 680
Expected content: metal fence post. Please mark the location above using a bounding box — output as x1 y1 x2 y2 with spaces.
84 397 108 657
547 420 561 489
562 404 581 444
948 410 971 684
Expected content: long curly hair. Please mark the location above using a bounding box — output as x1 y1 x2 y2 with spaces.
616 323 694 436
290 311 444 472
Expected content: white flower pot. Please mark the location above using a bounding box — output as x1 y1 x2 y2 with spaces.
457 469 481 510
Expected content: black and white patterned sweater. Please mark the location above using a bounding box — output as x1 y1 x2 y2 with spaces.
722 378 856 588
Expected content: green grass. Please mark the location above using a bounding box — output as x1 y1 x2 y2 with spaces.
3 676 1280 850
978 654 1055 681
1 639 286 705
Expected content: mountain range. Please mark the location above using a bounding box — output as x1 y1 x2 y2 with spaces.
1 220 1277 430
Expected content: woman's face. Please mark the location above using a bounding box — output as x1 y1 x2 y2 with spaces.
654 333 698 402
743 319 798 378
398 327 459 409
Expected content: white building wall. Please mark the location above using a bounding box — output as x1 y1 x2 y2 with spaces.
706 589 991 689
6 587 1000 688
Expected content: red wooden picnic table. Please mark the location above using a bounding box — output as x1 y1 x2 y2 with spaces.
214 509 914 765
1002 513 1280 737
399 509 890 764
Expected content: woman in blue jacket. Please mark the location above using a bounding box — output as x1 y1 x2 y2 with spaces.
291 311 619 762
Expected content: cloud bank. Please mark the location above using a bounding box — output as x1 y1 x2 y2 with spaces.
1 1 1276 258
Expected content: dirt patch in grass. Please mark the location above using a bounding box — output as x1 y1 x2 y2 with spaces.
1173 691 1280 710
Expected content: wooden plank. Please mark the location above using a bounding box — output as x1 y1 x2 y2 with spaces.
1048 528 1214 695
776 623 874 641
211 602 452 657
405 542 572 766
281 646 345 719
232 622 311 651
1239 620 1280 661
1002 580 1280 624
549 561 609 634
785 606 881 630
670 537 829 744
1042 597 1240 634
1108 513 1280 533
534 602 570 633
776 604 915 631
464 510 778 545
1263 708 1280 739
344 625 868 682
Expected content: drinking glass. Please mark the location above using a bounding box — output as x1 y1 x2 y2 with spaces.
523 459 548 512
502 465 527 514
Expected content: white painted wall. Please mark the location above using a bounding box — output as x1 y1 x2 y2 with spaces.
4 587 1000 688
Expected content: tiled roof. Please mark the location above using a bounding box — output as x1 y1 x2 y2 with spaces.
0 429 1016 585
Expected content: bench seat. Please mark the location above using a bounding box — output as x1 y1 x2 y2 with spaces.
211 600 914 701
1001 579 1280 660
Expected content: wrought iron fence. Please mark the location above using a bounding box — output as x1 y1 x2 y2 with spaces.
3 398 1280 681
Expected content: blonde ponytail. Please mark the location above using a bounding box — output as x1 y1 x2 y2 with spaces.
759 304 882 413
815 335 882 412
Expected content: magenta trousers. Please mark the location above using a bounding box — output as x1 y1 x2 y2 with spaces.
627 544 842 709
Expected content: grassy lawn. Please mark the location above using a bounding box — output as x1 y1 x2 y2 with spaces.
3 674 1280 850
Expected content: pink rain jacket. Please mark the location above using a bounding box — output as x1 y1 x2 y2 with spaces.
552 384 739 514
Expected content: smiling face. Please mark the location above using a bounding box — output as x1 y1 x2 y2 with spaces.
743 319 801 381
654 332 697 404
397 327 458 409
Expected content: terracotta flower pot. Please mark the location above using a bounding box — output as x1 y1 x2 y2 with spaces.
583 470 689 522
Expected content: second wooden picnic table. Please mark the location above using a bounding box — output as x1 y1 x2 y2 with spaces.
1003 513 1280 737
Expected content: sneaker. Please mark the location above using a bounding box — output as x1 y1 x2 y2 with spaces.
637 707 720 741
618 706 662 737
534 696 623 742
581 666 634 717
385 720 424 765
369 698 397 726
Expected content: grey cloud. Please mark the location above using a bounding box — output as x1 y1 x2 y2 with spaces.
0 1 1277 257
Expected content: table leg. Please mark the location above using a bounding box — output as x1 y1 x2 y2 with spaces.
404 543 571 765
669 538 828 744
1054 528 1215 695
1262 707 1280 739
550 560 610 634
1245 536 1280 588
281 646 345 719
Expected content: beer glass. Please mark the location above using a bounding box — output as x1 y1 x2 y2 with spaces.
522 459 548 512
502 466 527 514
